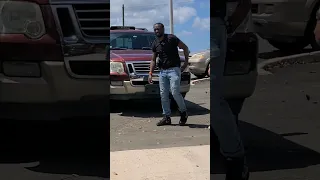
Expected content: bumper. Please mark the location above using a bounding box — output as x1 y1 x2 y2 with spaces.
252 18 307 40
223 70 257 99
251 1 308 39
110 73 191 100
189 61 207 75
0 61 109 120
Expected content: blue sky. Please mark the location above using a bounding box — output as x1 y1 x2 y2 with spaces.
110 0 210 54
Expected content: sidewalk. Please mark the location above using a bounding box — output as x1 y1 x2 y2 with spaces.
110 145 210 180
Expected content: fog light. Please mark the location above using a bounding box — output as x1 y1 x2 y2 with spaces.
111 81 123 86
2 61 40 77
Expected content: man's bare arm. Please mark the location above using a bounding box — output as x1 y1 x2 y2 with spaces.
149 52 157 74
178 41 189 64
228 0 251 33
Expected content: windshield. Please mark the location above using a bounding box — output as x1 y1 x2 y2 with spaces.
110 32 156 50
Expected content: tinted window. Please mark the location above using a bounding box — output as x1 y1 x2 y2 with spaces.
110 32 156 50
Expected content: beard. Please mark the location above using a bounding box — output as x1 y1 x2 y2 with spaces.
155 33 163 37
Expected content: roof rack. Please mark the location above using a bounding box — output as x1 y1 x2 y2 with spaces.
110 26 135 30
136 28 148 31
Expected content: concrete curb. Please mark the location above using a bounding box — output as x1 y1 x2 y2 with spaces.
191 77 210 85
110 145 210 180
258 51 320 75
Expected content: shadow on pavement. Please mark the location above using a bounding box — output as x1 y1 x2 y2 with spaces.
0 119 109 179
258 48 313 60
111 99 210 118
211 120 320 174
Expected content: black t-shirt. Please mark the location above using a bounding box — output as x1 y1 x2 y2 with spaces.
151 34 181 69
211 0 226 18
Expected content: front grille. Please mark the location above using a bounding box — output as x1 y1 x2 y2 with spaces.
73 3 109 38
69 61 109 76
131 62 160 74
251 4 258 13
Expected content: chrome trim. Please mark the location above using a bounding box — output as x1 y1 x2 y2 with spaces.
50 1 109 79
125 61 158 87
126 61 160 76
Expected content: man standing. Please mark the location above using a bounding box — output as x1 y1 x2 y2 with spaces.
211 0 251 180
148 23 189 126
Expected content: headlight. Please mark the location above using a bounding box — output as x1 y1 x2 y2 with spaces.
0 1 46 39
110 62 125 74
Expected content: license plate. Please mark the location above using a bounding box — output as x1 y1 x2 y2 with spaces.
145 84 160 94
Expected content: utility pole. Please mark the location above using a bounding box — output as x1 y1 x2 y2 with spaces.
169 0 173 34
122 4 125 26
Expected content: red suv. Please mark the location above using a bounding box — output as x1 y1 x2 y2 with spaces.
0 0 109 120
109 26 191 106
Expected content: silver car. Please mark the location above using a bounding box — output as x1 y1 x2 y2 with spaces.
189 49 210 78
252 0 320 51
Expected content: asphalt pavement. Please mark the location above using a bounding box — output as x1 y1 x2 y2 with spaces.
0 119 109 180
212 62 320 179
110 82 210 152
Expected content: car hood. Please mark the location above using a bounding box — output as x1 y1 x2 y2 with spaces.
110 50 185 62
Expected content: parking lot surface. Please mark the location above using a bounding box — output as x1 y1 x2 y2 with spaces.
110 82 210 152
212 62 320 179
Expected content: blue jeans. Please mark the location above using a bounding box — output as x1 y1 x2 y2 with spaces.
211 17 244 158
159 67 187 116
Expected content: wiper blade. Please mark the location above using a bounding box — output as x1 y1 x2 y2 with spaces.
110 47 128 50
141 47 152 50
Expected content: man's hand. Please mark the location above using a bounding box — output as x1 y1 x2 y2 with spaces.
314 22 320 41
148 74 153 84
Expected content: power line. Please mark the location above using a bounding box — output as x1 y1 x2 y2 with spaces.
123 0 193 10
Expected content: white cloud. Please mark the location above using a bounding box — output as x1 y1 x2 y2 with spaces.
199 2 209 9
177 30 192 36
192 17 210 31
111 0 197 32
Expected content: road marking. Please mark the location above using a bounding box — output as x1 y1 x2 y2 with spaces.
110 145 210 180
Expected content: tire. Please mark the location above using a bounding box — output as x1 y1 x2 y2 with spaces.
267 39 308 52
195 74 206 79
194 63 210 79
205 63 210 77
170 93 186 110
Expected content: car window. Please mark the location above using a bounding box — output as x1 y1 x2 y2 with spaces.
110 32 156 49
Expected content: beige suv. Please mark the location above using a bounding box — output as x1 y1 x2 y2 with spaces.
252 0 320 51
